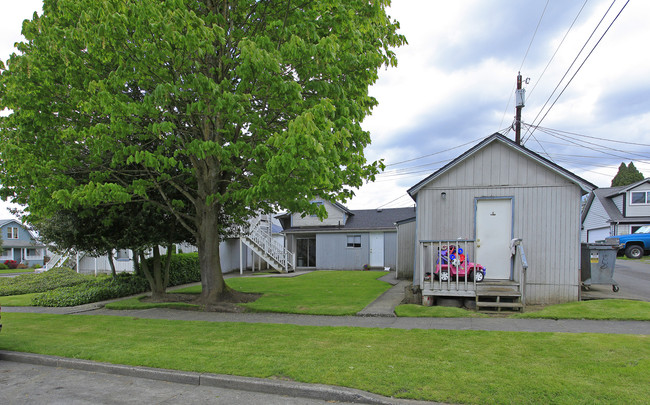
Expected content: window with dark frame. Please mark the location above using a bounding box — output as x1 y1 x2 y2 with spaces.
346 235 361 248
631 191 650 205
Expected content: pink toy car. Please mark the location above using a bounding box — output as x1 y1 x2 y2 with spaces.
426 244 486 282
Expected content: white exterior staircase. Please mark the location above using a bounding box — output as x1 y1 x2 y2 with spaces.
240 215 294 273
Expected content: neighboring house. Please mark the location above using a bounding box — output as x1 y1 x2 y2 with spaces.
0 219 47 267
407 133 595 308
581 179 650 242
46 215 287 275
278 201 416 270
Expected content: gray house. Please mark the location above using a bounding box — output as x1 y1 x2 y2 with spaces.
581 178 650 242
278 201 415 270
0 219 47 267
408 133 595 308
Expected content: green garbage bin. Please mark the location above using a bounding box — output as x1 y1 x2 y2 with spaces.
580 242 619 292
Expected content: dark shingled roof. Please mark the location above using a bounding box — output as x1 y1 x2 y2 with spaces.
282 206 416 233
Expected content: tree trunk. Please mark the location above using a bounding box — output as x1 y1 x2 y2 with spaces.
196 201 228 304
140 248 167 300
107 249 117 279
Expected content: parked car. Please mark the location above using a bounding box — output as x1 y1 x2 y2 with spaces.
607 225 650 259
425 244 486 282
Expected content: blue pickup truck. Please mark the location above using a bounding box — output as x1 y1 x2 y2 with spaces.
607 225 650 259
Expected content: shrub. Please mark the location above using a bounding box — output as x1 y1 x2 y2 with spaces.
31 264 43 269
138 253 200 287
0 263 8 270
16 263 28 269
32 273 150 307
4 260 18 269
0 267 91 296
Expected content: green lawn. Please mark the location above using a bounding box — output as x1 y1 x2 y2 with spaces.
512 299 650 321
395 304 489 318
107 271 392 315
0 268 36 274
0 293 39 306
1 312 648 404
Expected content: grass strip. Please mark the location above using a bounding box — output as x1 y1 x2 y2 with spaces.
0 268 35 274
141 271 391 316
395 304 489 318
0 313 648 404
0 293 40 306
512 299 650 321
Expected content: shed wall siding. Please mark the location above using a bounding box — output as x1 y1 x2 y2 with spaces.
383 232 397 270
397 220 416 279
415 141 582 304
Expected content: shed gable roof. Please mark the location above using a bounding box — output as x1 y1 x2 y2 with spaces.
408 133 596 198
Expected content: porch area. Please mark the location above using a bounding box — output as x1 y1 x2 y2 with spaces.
418 239 528 312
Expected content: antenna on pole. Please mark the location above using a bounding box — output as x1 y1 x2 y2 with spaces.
515 72 525 144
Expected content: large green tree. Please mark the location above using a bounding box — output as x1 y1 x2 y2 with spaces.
0 0 404 304
611 162 644 187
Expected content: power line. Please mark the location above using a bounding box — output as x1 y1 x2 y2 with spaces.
385 137 484 167
523 0 621 144
526 0 590 101
520 0 550 71
500 0 551 129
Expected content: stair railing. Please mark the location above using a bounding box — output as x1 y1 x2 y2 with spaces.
511 238 528 310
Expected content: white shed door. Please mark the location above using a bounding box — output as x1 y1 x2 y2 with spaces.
369 233 384 268
475 199 513 280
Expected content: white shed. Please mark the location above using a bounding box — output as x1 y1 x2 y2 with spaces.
408 133 595 308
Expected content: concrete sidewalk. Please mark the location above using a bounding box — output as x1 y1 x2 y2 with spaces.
5 271 650 335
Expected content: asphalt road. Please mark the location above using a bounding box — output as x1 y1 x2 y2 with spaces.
0 360 365 405
582 258 650 301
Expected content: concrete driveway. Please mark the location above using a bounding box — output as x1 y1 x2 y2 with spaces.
581 258 650 301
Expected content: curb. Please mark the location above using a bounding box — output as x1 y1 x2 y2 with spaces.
0 350 422 404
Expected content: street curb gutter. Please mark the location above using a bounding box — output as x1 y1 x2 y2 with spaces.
0 350 416 404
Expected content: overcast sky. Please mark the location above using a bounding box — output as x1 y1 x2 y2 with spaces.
2 0 649 219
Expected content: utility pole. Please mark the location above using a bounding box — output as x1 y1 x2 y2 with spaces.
515 72 525 144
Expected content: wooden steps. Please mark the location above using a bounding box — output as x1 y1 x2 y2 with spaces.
475 283 522 312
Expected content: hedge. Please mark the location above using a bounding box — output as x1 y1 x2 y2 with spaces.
138 252 201 286
32 273 149 307
0 267 92 296
32 253 201 307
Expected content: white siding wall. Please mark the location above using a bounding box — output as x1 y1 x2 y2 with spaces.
581 195 610 242
415 141 583 304
290 200 346 227
612 194 624 213
625 183 650 217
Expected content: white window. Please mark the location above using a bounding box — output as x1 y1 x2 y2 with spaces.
116 249 130 260
630 191 650 205
1 249 11 258
346 235 361 248
6 227 19 239
26 248 41 257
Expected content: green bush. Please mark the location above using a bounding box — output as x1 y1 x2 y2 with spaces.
32 273 149 307
138 252 200 287
0 263 9 270
0 267 91 296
